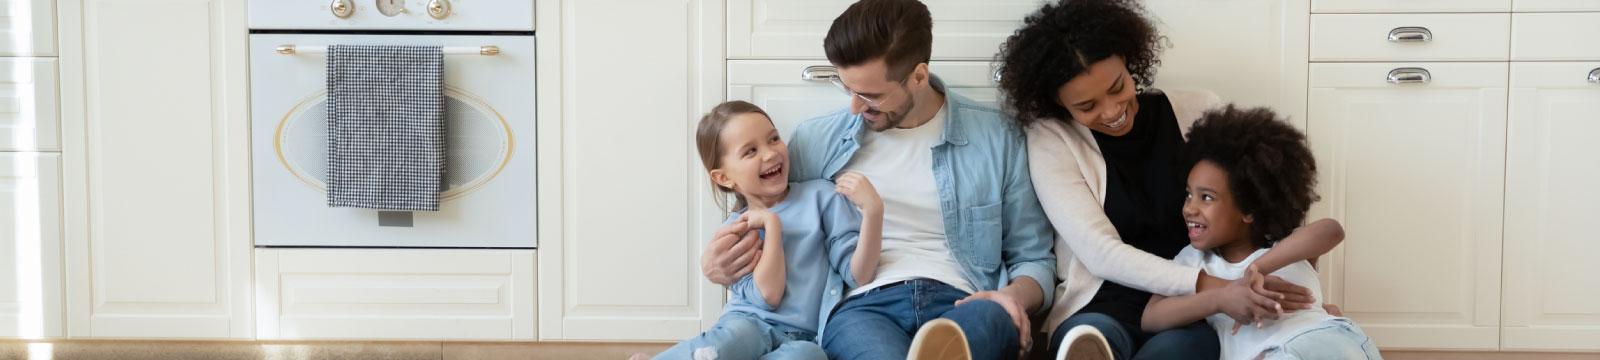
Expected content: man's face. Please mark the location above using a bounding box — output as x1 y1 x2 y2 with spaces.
835 59 916 131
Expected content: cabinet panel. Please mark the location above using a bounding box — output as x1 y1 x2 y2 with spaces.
256 249 536 340
1512 0 1600 11
1501 62 1600 352
1511 13 1600 61
0 0 55 55
0 153 61 339
1313 0 1510 13
0 58 58 151
1311 14 1510 62
1308 62 1506 350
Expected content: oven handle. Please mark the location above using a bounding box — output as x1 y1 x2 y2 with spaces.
276 45 501 56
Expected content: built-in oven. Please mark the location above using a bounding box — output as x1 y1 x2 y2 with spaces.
248 1 536 248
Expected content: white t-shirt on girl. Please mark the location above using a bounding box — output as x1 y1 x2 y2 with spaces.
1172 246 1342 360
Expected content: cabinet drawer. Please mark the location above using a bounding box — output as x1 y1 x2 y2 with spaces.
0 0 54 55
1312 14 1510 62
1312 0 1509 13
1514 0 1600 12
256 249 536 340
0 58 58 151
0 152 63 338
728 0 1038 60
1512 13 1600 61
727 60 1002 140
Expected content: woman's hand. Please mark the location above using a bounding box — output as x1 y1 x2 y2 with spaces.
1214 265 1282 334
701 219 762 286
1257 274 1315 312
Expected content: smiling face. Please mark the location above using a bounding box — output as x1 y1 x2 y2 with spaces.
1056 56 1140 136
708 112 789 207
1183 160 1253 252
836 58 927 131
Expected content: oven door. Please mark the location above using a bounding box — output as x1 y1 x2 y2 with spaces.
249 33 536 248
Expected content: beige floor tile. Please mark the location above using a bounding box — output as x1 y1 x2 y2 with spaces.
442 342 672 360
259 341 443 360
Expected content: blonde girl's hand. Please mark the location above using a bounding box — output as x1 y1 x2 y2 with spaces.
834 171 883 215
739 209 781 231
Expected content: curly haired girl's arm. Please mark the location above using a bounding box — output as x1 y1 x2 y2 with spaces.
1251 218 1343 274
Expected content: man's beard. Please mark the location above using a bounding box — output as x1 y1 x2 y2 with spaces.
866 94 916 131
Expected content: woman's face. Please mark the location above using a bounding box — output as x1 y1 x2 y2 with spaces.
1056 56 1140 136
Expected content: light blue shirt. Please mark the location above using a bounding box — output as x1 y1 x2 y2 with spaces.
787 74 1057 339
723 179 863 335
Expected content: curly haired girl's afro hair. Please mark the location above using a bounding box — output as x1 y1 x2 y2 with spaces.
1186 105 1320 248
995 0 1164 127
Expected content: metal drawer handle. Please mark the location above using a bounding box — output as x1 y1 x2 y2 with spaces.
801 65 839 81
1589 68 1599 84
1388 26 1432 42
1387 67 1431 84
993 68 1003 83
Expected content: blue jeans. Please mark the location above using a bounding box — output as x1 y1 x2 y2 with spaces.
653 312 826 360
1048 312 1219 360
821 279 1021 360
1259 319 1382 360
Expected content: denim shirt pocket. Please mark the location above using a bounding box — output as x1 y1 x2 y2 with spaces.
962 201 1004 268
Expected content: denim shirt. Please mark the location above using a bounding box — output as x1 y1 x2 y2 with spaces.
789 74 1057 339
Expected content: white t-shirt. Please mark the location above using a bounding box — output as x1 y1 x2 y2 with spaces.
1173 246 1341 360
845 104 976 296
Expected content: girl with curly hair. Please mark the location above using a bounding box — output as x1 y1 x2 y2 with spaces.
993 0 1347 359
1142 105 1378 360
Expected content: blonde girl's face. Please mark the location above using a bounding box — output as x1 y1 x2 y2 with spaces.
709 112 789 203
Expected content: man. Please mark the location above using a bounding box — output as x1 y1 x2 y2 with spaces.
701 1 1055 359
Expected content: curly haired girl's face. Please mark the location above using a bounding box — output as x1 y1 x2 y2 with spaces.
1183 160 1253 253
1056 56 1140 137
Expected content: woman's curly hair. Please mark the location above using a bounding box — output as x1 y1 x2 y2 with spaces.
995 0 1164 127
1186 105 1319 248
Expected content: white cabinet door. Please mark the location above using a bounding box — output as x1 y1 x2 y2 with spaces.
0 153 61 339
727 0 1040 60
0 58 59 151
1312 0 1510 13
728 60 1002 140
1501 62 1600 352
536 0 722 341
1308 62 1506 350
58 0 251 338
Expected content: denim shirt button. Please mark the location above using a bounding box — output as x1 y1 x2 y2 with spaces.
830 290 838 295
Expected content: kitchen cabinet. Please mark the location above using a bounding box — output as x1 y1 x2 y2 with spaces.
534 0 725 341
1308 62 1508 350
1500 61 1600 352
57 0 252 338
0 152 62 339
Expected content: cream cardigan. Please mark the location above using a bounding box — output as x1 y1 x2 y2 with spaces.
1029 89 1224 335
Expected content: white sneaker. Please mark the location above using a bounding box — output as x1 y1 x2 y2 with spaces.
1055 325 1113 360
908 318 971 360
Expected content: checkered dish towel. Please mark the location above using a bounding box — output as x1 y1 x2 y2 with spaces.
325 45 445 211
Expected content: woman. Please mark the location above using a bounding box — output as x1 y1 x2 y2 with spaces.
993 0 1345 359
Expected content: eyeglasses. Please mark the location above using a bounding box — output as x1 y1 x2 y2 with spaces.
829 76 908 111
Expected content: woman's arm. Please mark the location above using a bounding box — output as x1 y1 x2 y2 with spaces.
1027 123 1200 296
744 210 786 308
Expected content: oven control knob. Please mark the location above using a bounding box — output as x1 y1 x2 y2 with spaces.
330 0 354 18
426 0 451 19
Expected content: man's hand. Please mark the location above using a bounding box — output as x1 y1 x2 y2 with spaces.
701 219 762 286
955 291 1031 352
